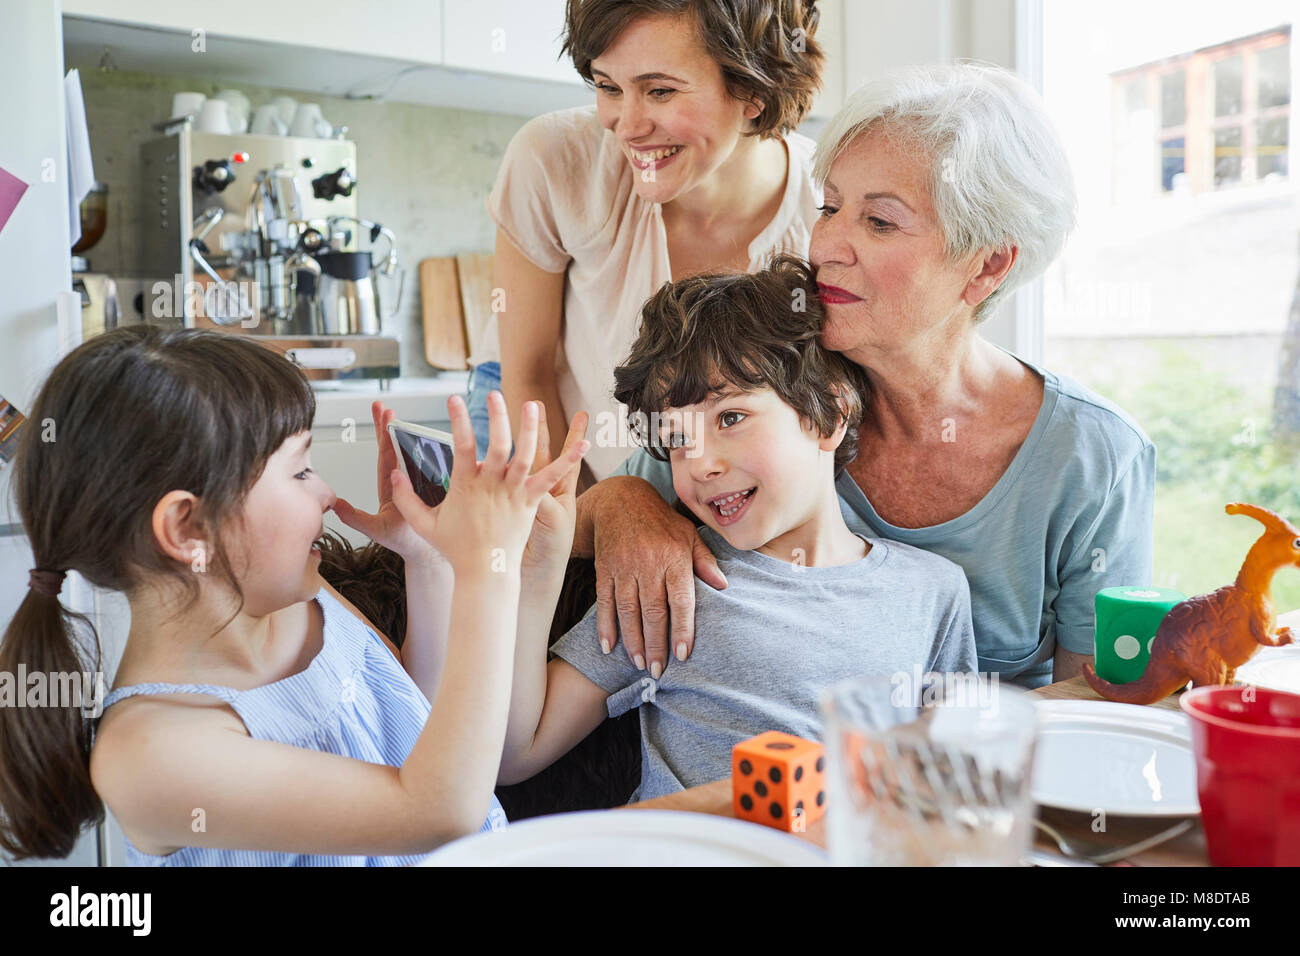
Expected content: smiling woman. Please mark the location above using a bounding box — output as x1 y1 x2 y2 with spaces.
467 0 826 484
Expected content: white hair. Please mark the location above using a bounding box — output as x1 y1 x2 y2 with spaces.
813 62 1077 320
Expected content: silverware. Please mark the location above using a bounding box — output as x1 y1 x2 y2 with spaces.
1032 817 1195 865
1024 849 1098 867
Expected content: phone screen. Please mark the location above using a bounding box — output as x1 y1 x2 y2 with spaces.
391 426 454 508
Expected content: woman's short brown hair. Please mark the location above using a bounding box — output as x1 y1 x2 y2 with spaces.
613 255 871 477
562 0 825 139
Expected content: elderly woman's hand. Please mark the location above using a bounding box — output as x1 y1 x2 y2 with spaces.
586 477 728 678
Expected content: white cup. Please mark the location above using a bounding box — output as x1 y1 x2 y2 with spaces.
195 99 232 134
271 96 298 127
249 103 287 135
213 90 250 133
289 103 325 138
171 91 206 121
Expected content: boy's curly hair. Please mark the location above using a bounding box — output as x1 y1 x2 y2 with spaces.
613 254 871 477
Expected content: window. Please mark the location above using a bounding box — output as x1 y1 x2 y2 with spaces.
1213 125 1243 185
1213 54 1243 117
1041 8 1299 609
1160 69 1186 127
1258 115 1289 179
1111 27 1290 193
1259 42 1291 107
1161 135 1186 191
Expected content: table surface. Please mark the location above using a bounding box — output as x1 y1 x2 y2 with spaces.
621 675 1207 866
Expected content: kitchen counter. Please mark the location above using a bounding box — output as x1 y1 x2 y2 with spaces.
310 372 469 429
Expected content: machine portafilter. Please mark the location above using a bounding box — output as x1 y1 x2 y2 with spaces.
189 206 253 325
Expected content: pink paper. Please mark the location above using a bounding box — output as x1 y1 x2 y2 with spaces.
0 165 30 237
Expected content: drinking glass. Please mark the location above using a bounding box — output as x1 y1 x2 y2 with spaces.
821 671 1038 865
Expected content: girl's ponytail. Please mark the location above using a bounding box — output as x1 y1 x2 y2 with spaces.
0 584 102 859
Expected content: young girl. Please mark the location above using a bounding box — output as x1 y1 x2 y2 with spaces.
0 324 588 865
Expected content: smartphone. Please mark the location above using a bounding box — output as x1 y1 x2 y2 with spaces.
387 419 455 508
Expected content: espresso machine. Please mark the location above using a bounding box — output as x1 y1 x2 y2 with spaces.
139 120 401 381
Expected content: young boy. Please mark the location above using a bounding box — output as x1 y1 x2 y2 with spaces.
498 256 977 801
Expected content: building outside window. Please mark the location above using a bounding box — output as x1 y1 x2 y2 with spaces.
1039 2 1299 607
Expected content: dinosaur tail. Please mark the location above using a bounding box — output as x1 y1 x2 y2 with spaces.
1082 659 1188 705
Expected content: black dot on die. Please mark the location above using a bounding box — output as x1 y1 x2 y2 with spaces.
816 756 825 773
755 780 768 797
770 802 783 819
739 759 752 775
816 790 825 807
740 794 753 812
794 765 804 782
796 800 804 812
765 741 795 750
769 767 782 784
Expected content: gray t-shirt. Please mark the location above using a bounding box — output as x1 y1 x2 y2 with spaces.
550 526 976 802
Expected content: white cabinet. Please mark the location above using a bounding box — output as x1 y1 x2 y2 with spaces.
442 0 580 86
61 0 595 117
61 0 444 65
60 0 851 119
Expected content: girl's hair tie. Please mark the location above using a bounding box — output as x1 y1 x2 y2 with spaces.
28 567 67 597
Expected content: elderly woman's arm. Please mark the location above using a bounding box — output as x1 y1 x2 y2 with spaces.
1053 646 1092 681
572 458 727 677
1050 442 1158 682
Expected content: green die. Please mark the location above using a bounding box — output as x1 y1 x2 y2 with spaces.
1093 586 1187 684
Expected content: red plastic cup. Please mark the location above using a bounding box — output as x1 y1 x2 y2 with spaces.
1180 685 1300 866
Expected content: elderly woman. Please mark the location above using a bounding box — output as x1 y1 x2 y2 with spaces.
569 63 1156 689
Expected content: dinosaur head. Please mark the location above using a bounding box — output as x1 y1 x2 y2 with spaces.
1226 502 1300 568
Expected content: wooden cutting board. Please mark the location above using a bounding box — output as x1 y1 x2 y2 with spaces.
456 252 495 365
420 256 468 370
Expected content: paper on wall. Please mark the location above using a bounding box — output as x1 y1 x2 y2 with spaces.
0 165 28 239
64 68 95 249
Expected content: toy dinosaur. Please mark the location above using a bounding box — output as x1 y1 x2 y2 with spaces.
1083 502 1298 705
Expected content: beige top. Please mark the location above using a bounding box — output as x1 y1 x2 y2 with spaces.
480 105 822 480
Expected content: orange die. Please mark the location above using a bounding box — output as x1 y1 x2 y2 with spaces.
731 731 827 833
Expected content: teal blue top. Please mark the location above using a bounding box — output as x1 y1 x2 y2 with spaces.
101 585 509 866
610 351 1156 687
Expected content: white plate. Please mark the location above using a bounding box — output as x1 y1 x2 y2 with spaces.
1236 645 1300 695
419 810 829 867
1031 700 1199 817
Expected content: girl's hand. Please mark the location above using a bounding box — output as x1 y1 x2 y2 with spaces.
388 391 589 577
333 401 445 568
523 402 588 570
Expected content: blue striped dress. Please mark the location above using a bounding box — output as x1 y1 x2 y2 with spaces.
100 585 509 866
